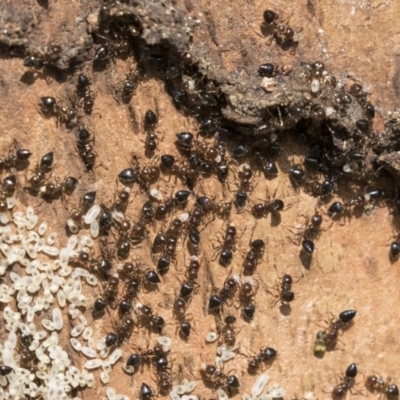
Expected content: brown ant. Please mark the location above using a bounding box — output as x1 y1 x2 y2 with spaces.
314 310 357 354
92 277 121 319
330 363 360 399
366 375 399 399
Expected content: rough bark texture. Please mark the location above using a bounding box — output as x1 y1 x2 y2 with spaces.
0 0 400 399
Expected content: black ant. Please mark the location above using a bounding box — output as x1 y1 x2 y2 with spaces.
238 277 258 321
242 239 265 275
39 175 78 202
261 9 301 50
71 248 112 279
118 262 161 289
133 157 161 191
124 342 168 373
75 73 96 114
101 276 119 309
196 196 232 220
105 314 134 347
330 363 360 399
213 223 237 267
297 210 323 254
66 191 96 233
155 357 173 394
185 256 201 282
170 159 199 190
266 268 298 310
208 275 239 314
234 189 248 211
217 315 238 347
154 190 190 220
112 215 133 260
251 197 284 219
366 375 399 399
135 303 165 334
23 45 62 71
173 296 193 339
314 310 357 354
130 220 148 246
236 163 253 192
25 152 54 193
175 132 194 154
120 68 142 104
143 109 158 154
17 331 38 374
76 128 97 171
155 215 187 275
0 175 17 205
139 383 156 400
0 143 32 172
201 363 240 394
39 96 78 127
111 187 131 212
246 346 277 374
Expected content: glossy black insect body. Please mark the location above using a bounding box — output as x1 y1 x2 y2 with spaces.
247 346 277 374
242 239 264 275
332 363 359 399
366 375 399 399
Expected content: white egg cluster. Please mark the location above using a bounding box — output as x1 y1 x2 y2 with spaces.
169 378 198 400
242 373 286 400
0 204 129 400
